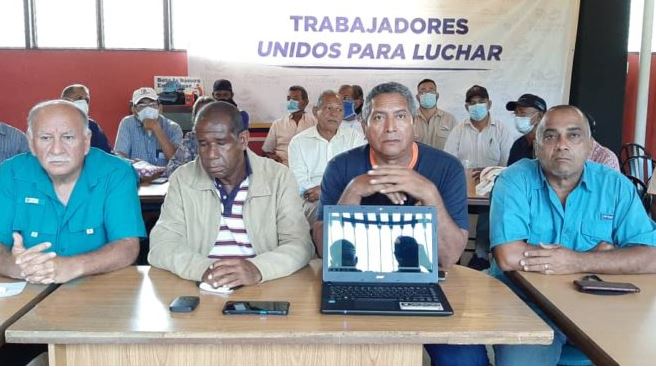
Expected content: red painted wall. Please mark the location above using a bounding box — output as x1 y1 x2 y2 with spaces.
0 49 188 145
623 52 656 154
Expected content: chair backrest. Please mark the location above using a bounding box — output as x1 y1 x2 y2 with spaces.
626 175 651 213
622 155 655 184
619 143 650 167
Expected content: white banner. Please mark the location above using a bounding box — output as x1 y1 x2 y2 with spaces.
186 0 579 131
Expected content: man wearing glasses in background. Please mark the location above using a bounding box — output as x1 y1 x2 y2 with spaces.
114 87 183 166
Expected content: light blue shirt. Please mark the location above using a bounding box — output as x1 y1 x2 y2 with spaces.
491 159 656 252
0 148 146 256
0 122 29 164
114 115 182 166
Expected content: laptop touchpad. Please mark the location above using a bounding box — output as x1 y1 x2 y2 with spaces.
354 299 397 311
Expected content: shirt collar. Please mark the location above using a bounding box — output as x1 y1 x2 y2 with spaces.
464 117 496 129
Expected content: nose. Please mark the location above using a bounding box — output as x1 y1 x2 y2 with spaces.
51 136 64 154
554 134 570 151
383 116 397 133
207 145 221 159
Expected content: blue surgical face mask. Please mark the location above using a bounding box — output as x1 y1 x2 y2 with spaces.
468 103 488 121
514 116 534 134
138 106 159 121
287 99 300 114
419 92 438 109
343 100 356 120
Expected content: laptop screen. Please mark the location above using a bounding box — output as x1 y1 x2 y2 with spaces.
322 205 438 283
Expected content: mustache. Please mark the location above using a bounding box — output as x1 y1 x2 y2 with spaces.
46 155 71 163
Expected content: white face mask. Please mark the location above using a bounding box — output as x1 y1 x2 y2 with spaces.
514 116 534 134
72 100 89 116
138 106 159 121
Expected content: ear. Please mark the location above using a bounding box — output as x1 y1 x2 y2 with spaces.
488 100 493 109
312 106 319 119
238 130 250 150
416 94 420 103
84 130 92 155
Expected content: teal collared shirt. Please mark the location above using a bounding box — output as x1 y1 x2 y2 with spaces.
491 159 656 254
0 148 146 256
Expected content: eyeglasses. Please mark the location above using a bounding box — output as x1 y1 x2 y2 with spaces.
136 101 159 109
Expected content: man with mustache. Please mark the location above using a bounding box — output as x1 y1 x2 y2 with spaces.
149 101 313 288
288 90 365 226
312 82 488 365
0 100 145 284
491 105 656 365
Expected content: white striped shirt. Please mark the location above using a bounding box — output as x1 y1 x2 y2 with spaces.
208 177 255 259
0 122 29 164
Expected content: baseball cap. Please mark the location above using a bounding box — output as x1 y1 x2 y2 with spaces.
213 79 233 93
132 87 158 105
465 85 489 102
506 94 547 112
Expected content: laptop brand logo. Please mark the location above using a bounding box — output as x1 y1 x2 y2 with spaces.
376 275 385 279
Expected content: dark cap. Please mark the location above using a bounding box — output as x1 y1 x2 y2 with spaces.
213 79 233 93
465 85 489 102
505 93 547 112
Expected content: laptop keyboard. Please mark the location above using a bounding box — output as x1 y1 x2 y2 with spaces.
327 284 439 302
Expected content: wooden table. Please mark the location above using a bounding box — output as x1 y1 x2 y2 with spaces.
508 271 656 366
7 261 551 365
466 169 490 212
0 277 55 347
138 182 169 205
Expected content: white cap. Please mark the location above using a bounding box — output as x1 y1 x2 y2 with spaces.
132 87 158 105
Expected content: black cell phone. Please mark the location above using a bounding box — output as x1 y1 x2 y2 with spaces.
169 296 200 312
223 301 290 315
573 275 641 295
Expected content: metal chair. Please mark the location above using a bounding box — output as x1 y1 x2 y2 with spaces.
626 175 652 213
619 143 650 168
622 155 655 185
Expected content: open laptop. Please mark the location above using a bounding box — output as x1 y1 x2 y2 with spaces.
320 205 453 316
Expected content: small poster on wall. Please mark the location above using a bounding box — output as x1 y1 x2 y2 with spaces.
154 76 204 105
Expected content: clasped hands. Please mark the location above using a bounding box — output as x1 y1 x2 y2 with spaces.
202 258 262 289
345 165 438 205
518 242 615 274
10 233 77 284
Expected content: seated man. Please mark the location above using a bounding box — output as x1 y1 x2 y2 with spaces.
413 78 457 151
149 101 313 287
288 90 366 225
262 85 316 165
328 239 359 271
115 87 183 166
506 93 547 166
0 121 29 164
61 84 112 153
312 81 488 366
491 105 656 365
0 100 145 284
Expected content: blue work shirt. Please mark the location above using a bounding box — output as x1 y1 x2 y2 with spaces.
490 159 656 253
0 148 146 256
114 115 183 166
318 143 469 230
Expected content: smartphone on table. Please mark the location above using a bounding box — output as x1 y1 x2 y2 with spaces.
222 301 290 315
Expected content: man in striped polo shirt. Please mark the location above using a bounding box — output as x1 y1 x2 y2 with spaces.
149 101 313 288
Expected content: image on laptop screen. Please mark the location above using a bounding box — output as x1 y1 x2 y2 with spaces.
326 209 435 274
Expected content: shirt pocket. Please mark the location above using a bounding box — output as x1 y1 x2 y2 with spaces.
13 195 57 248
485 137 502 165
66 208 107 256
579 215 614 250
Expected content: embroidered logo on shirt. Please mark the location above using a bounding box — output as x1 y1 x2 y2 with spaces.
30 231 38 238
601 214 614 220
86 228 94 235
24 197 39 204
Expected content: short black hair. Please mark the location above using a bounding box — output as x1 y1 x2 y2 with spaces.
289 85 308 101
194 100 245 137
417 79 436 89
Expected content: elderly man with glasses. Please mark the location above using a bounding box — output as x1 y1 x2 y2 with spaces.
114 87 183 166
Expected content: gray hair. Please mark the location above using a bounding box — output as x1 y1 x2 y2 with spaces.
362 82 417 124
535 105 591 145
27 100 90 137
316 90 341 108
61 84 90 99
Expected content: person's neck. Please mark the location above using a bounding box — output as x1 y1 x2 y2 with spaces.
291 110 304 123
317 123 337 141
470 115 490 131
525 130 537 144
217 162 247 194
372 148 412 167
51 170 82 206
545 170 583 205
419 106 437 120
